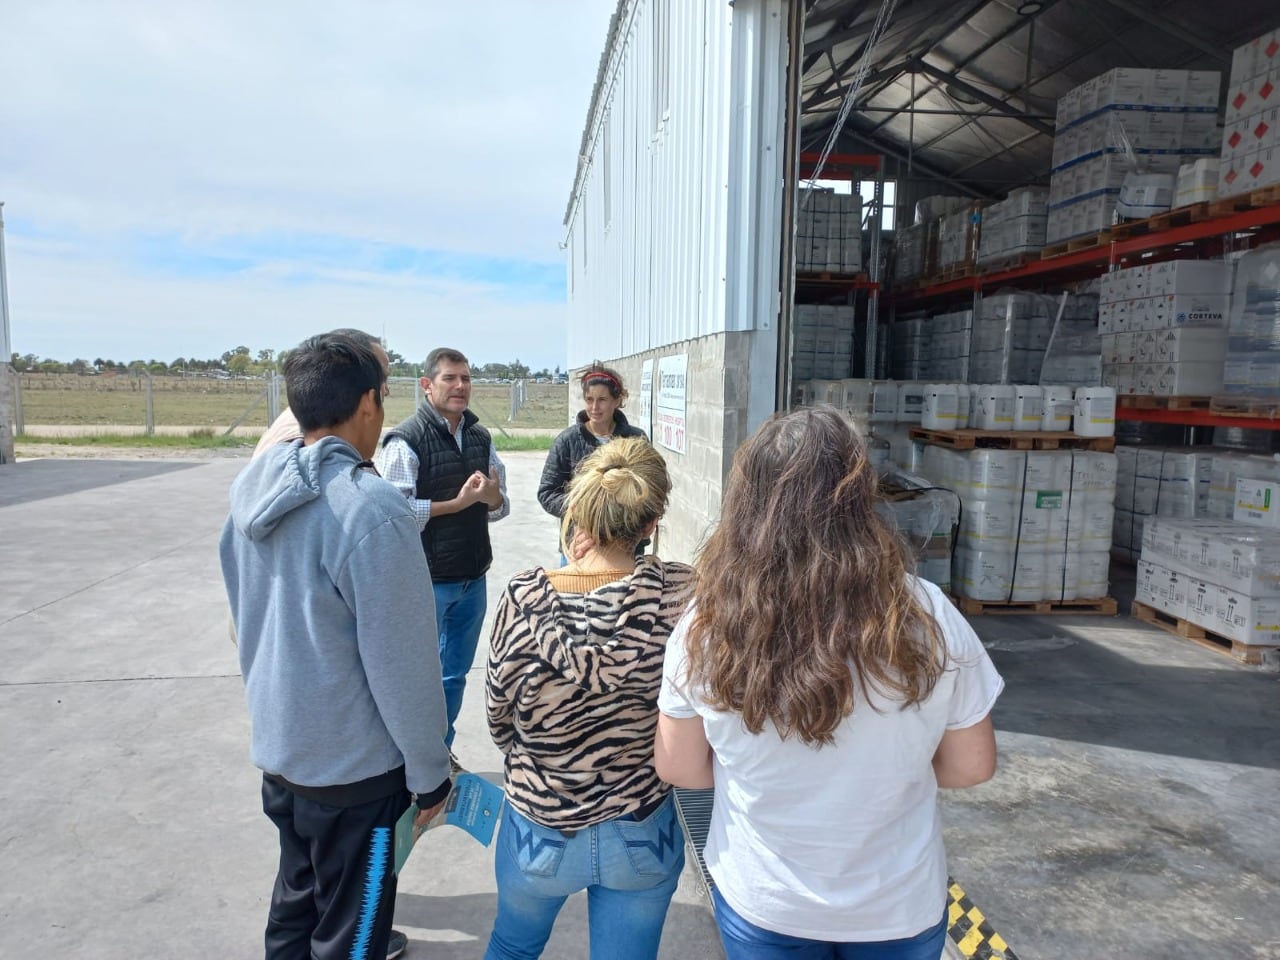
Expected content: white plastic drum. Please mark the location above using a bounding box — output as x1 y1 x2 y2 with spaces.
955 383 972 428
870 381 898 423
1013 384 1043 431
922 384 962 430
897 382 926 424
964 450 1026 497
959 500 1018 549
953 548 1014 601
1010 552 1047 602
1074 386 1117 437
974 385 1016 430
1041 385 1074 432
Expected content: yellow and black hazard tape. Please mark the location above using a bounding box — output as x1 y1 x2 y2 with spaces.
947 877 1019 959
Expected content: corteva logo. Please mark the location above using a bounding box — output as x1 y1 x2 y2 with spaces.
1176 310 1225 322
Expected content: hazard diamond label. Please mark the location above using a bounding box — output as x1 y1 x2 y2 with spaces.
1256 121 1271 140
1252 160 1266 178
1261 79 1276 101
1234 91 1249 111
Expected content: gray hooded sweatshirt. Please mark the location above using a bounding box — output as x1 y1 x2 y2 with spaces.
221 436 450 797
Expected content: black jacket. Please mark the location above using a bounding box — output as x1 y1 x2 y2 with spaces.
384 403 493 582
537 409 647 519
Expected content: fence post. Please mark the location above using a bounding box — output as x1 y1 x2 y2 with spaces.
0 363 15 465
266 373 281 423
13 369 22 435
415 377 423 407
144 372 155 436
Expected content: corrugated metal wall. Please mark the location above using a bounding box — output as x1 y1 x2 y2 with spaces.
566 0 783 368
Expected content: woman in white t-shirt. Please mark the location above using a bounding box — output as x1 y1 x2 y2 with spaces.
655 406 1004 960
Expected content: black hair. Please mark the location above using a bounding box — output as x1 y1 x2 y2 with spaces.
327 328 379 350
283 333 385 432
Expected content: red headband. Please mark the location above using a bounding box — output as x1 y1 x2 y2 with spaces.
582 371 621 390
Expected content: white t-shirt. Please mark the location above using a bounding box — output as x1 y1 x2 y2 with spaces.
658 577 1003 942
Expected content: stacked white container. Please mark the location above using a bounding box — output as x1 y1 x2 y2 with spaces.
1138 514 1280 648
1099 261 1233 397
920 445 1117 603
1222 246 1280 399
976 187 1049 266
797 189 864 273
1219 28 1280 197
1048 68 1221 243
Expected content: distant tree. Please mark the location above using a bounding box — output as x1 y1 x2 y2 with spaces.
256 348 275 368
510 359 531 379
221 346 250 365
68 358 90 375
226 353 252 376
171 357 187 374
37 358 67 373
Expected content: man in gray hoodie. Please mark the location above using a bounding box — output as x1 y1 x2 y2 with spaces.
221 332 452 960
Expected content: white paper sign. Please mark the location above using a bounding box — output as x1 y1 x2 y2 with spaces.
655 354 688 454
638 359 654 439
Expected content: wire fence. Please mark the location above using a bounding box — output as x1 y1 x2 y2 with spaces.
8 371 569 436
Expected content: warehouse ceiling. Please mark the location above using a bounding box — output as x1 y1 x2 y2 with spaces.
802 0 1280 196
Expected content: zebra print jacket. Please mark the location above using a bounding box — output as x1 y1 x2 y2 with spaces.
486 556 696 830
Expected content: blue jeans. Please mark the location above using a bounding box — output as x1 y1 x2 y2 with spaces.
432 576 487 748
485 798 685 960
712 888 948 960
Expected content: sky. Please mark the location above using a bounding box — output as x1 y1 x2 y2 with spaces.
0 1 616 371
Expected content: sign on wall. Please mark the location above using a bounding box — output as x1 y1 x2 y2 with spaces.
655 354 688 454
638 359 654 440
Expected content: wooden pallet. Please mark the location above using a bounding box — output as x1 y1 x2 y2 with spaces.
1117 395 1213 411
1041 230 1112 260
924 263 977 285
977 252 1039 275
956 595 1118 617
1207 396 1280 419
1131 600 1280 666
910 427 1116 452
1110 202 1212 239
1206 184 1280 218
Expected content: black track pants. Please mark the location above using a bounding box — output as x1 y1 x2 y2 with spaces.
260 775 410 960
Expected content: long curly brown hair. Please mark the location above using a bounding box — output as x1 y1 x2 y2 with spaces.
685 406 946 746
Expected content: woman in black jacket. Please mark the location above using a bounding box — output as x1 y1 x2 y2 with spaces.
538 363 648 543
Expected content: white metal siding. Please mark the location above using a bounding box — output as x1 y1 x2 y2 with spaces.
565 0 787 368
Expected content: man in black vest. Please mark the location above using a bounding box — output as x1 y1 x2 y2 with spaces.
376 347 507 752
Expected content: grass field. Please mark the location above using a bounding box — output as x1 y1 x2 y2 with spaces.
15 373 571 434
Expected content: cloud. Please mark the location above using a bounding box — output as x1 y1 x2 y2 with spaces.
0 0 614 368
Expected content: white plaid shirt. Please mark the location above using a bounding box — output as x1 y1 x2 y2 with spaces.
375 431 509 530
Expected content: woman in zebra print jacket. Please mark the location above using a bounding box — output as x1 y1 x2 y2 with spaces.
484 437 694 960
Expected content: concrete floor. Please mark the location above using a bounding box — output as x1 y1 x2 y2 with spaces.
1 451 1277 958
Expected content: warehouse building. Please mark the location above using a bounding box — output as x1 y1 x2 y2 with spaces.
564 2 1280 956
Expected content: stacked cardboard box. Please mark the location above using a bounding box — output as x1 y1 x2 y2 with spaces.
1048 68 1221 243
977 188 1049 266
797 190 864 274
792 304 856 380
1222 245 1280 399
1219 28 1280 198
935 202 984 271
1138 509 1280 647
1098 260 1232 396
919 446 1117 602
1113 446 1215 562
